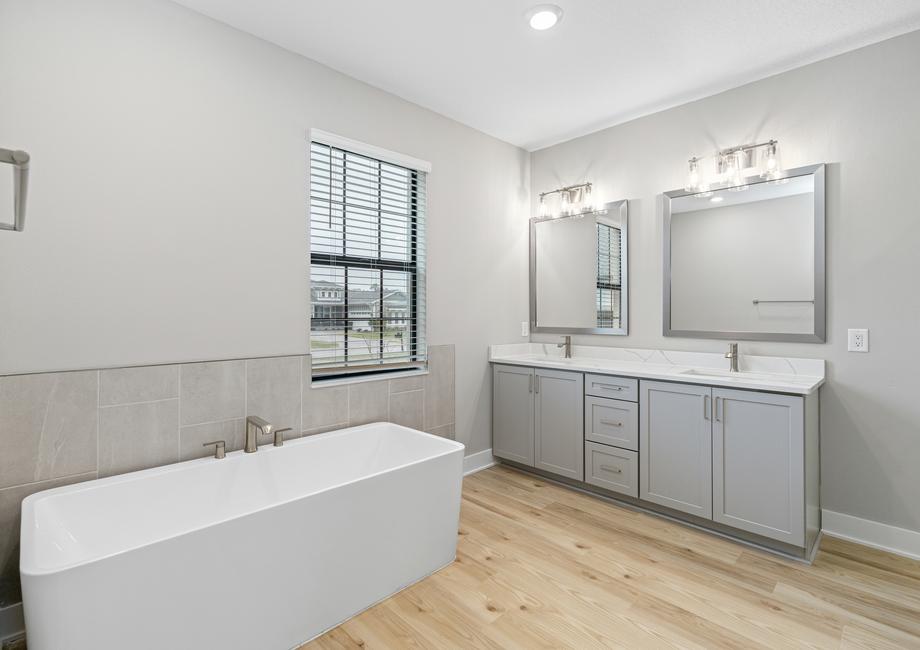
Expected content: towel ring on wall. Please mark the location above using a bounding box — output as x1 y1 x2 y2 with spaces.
0 147 30 232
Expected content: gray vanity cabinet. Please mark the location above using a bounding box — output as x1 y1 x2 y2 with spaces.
534 368 584 481
492 364 535 465
639 381 713 519
712 388 805 546
492 364 584 480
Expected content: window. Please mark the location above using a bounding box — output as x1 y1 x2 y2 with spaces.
309 138 427 378
596 223 621 328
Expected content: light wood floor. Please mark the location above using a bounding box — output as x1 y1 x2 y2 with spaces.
304 465 920 649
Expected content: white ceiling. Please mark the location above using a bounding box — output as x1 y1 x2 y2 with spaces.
172 0 920 150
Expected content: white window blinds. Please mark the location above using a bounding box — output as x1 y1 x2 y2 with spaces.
309 140 427 377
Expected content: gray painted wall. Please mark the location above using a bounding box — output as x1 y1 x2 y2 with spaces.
531 30 920 533
0 0 531 457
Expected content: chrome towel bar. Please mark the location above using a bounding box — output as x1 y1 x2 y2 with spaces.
752 298 815 305
0 147 30 232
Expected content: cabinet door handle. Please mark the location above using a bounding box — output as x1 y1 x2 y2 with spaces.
528 374 533 393
703 395 710 421
600 464 623 474
535 375 540 394
715 396 721 422
600 419 623 427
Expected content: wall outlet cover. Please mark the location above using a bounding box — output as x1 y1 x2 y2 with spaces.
521 321 529 337
848 328 869 352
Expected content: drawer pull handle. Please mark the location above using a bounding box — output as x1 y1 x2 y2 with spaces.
600 419 623 427
596 384 624 391
599 464 623 474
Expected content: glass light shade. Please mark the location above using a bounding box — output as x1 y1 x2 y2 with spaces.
539 195 547 217
726 149 748 191
560 190 571 216
685 157 701 192
761 142 783 181
582 185 594 212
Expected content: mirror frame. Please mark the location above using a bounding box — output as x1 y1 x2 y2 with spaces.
662 163 826 343
530 199 629 336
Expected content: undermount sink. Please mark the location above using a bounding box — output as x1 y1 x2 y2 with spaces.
679 368 774 381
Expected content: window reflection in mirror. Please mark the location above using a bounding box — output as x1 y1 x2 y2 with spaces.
530 200 628 335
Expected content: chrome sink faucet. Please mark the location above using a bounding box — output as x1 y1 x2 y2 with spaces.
557 335 573 359
725 342 740 373
245 416 273 453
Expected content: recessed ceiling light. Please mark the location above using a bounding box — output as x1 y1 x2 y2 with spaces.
526 4 563 31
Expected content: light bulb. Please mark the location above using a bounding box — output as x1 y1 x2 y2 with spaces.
539 195 547 217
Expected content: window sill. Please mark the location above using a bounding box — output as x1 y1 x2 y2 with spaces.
310 367 428 389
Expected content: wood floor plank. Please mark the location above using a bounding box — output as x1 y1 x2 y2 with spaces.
302 465 920 649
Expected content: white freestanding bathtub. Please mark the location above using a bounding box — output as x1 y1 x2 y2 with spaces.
20 422 465 650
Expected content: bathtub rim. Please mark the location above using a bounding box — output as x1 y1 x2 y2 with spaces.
20 422 464 577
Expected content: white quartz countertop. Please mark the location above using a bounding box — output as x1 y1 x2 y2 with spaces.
489 343 825 395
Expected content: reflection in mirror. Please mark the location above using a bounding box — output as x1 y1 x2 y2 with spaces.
663 165 825 342
530 200 628 335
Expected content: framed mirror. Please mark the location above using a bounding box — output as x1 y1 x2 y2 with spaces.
530 199 628 335
663 164 825 342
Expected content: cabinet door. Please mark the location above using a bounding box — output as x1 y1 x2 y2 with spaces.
640 381 712 519
713 388 805 546
534 368 584 481
492 364 535 465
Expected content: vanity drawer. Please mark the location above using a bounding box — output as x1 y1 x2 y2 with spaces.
585 442 638 498
585 397 638 451
585 374 638 402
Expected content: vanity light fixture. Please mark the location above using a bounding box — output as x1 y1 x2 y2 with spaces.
538 182 593 218
684 139 783 196
526 4 563 30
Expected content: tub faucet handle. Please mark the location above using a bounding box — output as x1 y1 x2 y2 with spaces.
272 427 293 447
202 440 226 459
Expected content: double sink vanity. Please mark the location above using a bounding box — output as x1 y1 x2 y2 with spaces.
490 343 823 559
497 161 827 560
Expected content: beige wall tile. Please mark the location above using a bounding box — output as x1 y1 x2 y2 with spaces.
427 423 456 439
389 374 425 394
246 356 301 437
100 365 178 406
348 381 389 426
303 422 349 437
179 360 244 426
0 471 96 607
0 371 98 489
180 419 245 461
98 399 179 477
389 390 424 430
424 345 455 430
302 357 348 431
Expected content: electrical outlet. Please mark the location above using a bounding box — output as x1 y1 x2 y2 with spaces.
521 321 530 337
848 328 869 352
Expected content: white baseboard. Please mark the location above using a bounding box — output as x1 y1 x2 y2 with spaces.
463 448 496 476
0 602 24 642
822 509 920 560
